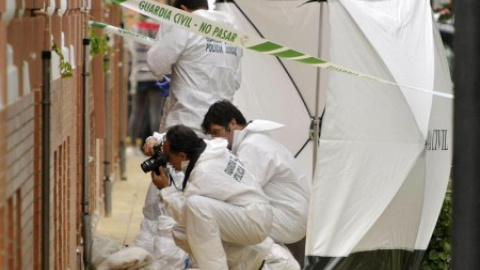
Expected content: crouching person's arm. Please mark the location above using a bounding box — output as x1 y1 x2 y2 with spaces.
160 185 186 224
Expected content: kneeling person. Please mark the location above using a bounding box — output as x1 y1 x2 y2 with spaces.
151 125 273 270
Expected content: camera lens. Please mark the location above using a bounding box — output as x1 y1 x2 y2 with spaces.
140 148 167 174
140 157 155 173
140 162 149 173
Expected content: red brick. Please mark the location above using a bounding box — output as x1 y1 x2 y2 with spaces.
25 0 46 9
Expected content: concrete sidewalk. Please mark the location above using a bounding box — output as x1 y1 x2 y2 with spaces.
95 147 151 246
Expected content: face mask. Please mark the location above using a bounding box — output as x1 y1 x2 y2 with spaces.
181 160 190 173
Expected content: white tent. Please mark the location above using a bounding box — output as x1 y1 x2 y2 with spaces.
219 0 453 269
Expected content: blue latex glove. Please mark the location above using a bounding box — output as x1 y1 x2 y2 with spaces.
155 74 171 97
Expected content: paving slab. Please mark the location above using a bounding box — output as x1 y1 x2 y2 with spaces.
95 148 151 246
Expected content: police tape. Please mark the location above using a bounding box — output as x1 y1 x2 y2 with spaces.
89 21 155 46
111 0 453 99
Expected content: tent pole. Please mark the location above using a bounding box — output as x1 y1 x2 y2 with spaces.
452 0 480 268
290 3 325 268
312 3 325 180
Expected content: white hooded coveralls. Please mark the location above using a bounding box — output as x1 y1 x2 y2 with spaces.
161 138 273 270
147 10 243 135
232 120 311 244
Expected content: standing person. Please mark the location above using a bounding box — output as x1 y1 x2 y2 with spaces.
151 125 273 270
127 14 166 150
147 0 243 136
127 14 187 270
138 1 243 266
202 100 312 269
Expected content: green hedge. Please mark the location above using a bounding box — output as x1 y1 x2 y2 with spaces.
421 181 452 270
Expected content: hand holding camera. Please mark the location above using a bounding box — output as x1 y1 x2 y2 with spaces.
151 166 170 190
143 137 161 156
141 145 170 190
141 145 168 175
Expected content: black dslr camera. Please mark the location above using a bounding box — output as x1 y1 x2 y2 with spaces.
141 145 168 175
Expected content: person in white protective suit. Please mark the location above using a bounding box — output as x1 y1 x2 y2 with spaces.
149 124 273 270
147 0 243 136
137 0 243 266
201 100 312 269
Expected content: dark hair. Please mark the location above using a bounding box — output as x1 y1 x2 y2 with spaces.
202 100 247 134
173 0 208 10
166 125 204 158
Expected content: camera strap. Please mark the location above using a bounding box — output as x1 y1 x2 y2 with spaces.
182 139 207 191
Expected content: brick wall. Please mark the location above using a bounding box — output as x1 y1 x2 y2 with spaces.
5 94 35 270
0 1 126 269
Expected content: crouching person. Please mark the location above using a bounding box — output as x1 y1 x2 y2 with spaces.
202 100 312 269
150 125 273 270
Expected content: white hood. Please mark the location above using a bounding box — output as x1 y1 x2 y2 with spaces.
232 120 284 154
198 138 229 162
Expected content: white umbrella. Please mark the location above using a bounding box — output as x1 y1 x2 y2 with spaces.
303 0 453 268
220 0 453 269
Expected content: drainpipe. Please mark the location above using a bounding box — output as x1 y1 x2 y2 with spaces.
81 37 93 269
41 47 52 270
33 9 52 270
104 37 112 217
119 23 127 181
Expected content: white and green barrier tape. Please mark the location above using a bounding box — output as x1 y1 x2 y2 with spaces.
89 20 155 46
109 0 453 99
